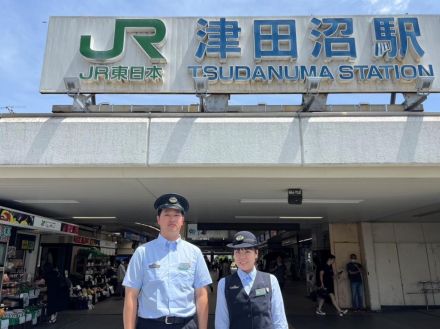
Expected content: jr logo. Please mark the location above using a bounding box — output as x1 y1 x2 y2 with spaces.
80 19 166 64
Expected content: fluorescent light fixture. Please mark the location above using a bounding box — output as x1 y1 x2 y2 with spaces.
240 199 363 204
15 200 79 204
135 222 160 231
235 216 279 220
240 199 285 204
303 199 363 204
234 215 323 220
279 216 323 220
72 216 116 219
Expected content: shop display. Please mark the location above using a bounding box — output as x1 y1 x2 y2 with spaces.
0 281 44 328
70 249 116 310
0 213 80 328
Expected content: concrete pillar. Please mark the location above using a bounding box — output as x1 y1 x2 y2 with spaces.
359 222 381 311
329 223 360 308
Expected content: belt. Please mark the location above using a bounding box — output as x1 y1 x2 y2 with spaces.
150 316 194 325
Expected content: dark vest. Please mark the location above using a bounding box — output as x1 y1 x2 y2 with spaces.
225 271 273 329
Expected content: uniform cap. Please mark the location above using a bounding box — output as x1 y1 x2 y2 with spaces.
154 193 189 214
227 231 260 249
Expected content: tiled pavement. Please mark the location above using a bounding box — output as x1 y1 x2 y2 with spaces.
38 277 440 329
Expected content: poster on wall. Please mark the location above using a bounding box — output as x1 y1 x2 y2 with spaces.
0 225 12 243
0 208 34 226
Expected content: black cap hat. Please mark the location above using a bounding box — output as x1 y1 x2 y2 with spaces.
154 193 189 214
227 231 261 249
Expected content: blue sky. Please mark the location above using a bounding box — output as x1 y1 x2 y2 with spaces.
2 0 440 113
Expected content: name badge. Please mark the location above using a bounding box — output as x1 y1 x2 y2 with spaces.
178 263 191 271
255 288 268 297
149 263 160 269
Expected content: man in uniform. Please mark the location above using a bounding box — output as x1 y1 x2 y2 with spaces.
123 193 212 329
215 231 288 329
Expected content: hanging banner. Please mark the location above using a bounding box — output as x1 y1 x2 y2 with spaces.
0 207 78 235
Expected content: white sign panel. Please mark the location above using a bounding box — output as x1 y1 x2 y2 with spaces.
187 224 199 240
41 16 438 94
100 240 117 249
33 216 62 232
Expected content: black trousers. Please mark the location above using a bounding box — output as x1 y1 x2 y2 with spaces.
136 317 197 329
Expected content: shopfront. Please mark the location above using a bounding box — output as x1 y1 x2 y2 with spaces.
0 207 79 326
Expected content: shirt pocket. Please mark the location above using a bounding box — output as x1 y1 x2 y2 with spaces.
175 261 195 286
145 266 165 282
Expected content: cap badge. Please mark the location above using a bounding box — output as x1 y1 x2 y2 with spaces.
169 196 178 204
236 235 244 241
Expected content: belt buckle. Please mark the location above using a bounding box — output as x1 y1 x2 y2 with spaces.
164 316 173 325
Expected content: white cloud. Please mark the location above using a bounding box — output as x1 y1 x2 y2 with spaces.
365 0 410 14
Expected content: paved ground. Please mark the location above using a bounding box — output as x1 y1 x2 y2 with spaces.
38 276 440 329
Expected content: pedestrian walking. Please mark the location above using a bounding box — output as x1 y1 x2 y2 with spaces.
315 254 348 316
271 256 287 289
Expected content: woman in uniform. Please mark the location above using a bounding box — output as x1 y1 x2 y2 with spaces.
215 231 288 329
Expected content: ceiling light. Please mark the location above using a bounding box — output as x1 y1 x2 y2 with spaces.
234 216 278 220
135 222 160 231
15 200 79 204
303 199 363 204
279 216 323 220
72 216 116 219
240 199 363 204
234 215 323 220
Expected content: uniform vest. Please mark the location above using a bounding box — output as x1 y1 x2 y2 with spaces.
225 271 273 329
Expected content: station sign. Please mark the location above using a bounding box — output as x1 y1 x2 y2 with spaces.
41 16 438 94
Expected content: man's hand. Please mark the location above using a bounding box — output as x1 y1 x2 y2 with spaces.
123 287 139 329
195 286 209 329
